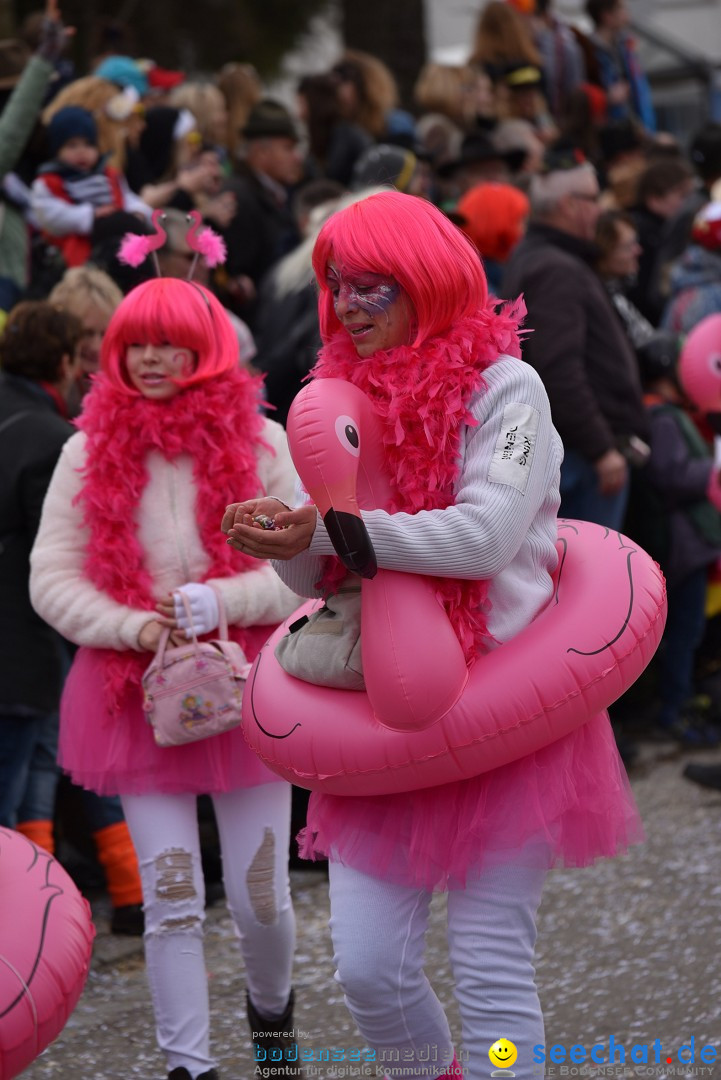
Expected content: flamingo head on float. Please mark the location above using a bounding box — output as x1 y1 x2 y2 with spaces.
678 203 721 420
285 378 385 579
678 312 721 419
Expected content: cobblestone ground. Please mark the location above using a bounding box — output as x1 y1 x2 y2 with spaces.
18 740 721 1079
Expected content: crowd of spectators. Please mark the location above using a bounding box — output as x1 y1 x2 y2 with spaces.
5 0 721 899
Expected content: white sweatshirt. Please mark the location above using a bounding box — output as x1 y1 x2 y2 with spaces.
273 355 563 646
31 172 152 236
30 417 301 651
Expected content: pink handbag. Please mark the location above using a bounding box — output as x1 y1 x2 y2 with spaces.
141 590 251 748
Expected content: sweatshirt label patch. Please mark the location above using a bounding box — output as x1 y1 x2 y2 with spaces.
488 402 539 493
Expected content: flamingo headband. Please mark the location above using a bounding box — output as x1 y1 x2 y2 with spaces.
118 209 227 279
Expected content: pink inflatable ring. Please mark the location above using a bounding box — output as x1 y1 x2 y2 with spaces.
242 380 666 795
0 828 95 1079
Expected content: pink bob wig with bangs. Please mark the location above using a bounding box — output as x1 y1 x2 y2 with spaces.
100 277 240 394
312 190 488 347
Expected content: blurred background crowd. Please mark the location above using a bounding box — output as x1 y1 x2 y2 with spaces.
3 0 721 930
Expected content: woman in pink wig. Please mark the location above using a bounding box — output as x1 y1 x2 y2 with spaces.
223 191 642 1080
30 266 303 1080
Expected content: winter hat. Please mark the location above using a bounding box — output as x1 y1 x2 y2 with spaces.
350 144 418 193
242 99 297 141
47 106 98 155
456 181 530 262
691 202 721 253
94 55 149 97
636 330 682 388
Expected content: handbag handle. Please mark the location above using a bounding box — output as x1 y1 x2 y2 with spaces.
154 584 230 669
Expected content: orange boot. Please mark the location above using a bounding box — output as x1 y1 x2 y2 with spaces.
15 818 55 854
92 821 144 935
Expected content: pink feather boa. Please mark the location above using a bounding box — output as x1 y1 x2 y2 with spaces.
75 367 270 709
311 299 527 662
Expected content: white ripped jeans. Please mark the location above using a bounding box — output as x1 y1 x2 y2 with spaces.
329 859 547 1080
122 783 295 1078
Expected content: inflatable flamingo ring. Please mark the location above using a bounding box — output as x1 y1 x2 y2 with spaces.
242 378 667 796
0 828 95 1079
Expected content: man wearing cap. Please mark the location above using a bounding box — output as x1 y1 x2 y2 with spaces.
219 98 303 329
435 131 523 202
502 146 648 530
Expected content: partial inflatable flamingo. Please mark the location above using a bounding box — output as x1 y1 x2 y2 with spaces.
242 379 667 796
679 313 721 511
0 828 94 1079
679 313 721 414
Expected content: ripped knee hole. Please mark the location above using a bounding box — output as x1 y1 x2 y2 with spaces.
154 848 197 902
246 827 279 925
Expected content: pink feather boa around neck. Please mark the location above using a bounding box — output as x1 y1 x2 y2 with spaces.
75 367 269 711
311 299 527 663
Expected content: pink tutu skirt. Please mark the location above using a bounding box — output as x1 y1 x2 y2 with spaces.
298 711 643 891
59 646 280 796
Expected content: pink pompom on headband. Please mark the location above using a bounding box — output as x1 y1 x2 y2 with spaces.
118 208 227 280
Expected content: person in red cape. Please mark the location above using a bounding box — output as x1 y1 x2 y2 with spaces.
30 271 303 1080
223 191 643 1080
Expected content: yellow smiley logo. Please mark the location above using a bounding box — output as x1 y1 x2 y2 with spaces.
489 1039 518 1069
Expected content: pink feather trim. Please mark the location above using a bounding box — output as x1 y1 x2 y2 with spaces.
118 232 155 268
75 367 269 710
196 227 227 268
311 300 527 662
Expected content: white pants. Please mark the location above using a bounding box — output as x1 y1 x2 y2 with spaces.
122 783 295 1078
329 860 547 1080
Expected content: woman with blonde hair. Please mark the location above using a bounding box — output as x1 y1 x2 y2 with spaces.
168 81 230 153
470 1 542 75
49 265 122 402
331 49 398 141
410 63 483 169
217 62 262 163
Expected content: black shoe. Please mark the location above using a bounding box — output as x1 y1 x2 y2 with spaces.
167 1069 219 1080
247 989 303 1078
110 902 144 935
683 763 721 791
655 697 721 748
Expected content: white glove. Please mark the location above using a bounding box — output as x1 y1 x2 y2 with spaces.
173 583 220 638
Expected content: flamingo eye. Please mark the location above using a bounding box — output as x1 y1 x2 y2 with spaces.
710 353 721 376
335 415 360 457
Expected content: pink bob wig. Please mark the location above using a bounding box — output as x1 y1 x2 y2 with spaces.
312 191 488 347
100 278 240 394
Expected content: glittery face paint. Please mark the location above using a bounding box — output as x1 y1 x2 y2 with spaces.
327 267 400 317
326 263 413 358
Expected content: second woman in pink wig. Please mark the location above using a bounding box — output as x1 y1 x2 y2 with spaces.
223 191 642 1080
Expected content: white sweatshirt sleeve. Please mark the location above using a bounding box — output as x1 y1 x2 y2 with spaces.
119 175 153 220
30 177 94 236
273 356 561 594
29 433 154 650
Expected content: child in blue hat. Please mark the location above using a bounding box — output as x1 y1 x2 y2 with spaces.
31 104 151 268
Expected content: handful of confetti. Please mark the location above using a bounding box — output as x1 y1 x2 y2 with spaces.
253 514 279 530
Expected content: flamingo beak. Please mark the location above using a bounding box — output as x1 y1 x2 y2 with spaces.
323 509 377 579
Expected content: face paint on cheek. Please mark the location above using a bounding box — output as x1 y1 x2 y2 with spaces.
353 280 400 316
171 349 195 376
